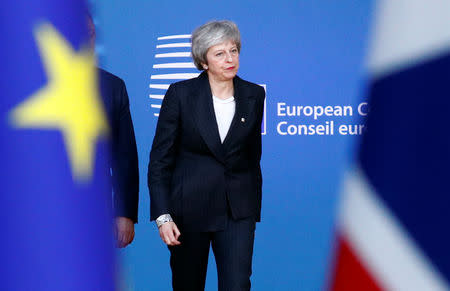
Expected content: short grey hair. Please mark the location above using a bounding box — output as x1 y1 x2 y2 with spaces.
191 20 241 70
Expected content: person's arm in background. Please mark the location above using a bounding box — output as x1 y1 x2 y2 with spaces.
112 78 139 248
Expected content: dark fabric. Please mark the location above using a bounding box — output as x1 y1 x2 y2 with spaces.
169 232 210 291
169 217 256 291
148 72 265 231
99 68 139 223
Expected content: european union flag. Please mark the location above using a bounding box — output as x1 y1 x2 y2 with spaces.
0 1 115 290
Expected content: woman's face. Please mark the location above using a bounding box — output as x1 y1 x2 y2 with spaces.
203 40 239 82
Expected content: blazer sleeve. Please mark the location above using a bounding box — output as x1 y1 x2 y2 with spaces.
112 79 139 223
253 86 265 222
148 84 180 220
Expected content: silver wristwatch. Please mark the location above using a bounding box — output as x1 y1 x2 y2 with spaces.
156 214 173 228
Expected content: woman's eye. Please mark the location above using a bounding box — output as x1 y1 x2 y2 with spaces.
216 52 223 57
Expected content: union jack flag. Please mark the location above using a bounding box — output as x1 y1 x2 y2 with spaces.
329 0 450 290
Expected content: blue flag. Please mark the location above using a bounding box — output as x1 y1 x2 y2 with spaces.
0 1 115 290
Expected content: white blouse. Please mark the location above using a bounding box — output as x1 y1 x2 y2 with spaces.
212 95 236 143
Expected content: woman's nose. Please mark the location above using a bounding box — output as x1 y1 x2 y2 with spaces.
226 52 233 62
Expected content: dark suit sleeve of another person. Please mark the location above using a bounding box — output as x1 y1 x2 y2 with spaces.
111 77 139 223
148 84 180 221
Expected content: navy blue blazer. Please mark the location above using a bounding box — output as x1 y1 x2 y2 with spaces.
148 71 265 231
99 68 139 223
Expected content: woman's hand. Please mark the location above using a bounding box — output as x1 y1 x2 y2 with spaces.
159 221 181 246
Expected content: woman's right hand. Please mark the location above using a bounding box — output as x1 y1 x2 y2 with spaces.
159 221 181 246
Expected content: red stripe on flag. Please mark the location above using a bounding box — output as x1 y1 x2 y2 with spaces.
329 235 383 291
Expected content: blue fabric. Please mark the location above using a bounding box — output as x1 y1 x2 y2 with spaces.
360 53 450 282
0 1 115 290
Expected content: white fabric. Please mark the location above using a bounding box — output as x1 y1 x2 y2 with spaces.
212 95 235 143
368 0 450 78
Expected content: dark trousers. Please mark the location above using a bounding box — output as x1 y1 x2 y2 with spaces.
169 217 256 291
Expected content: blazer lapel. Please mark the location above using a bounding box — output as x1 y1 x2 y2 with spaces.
222 76 255 148
191 72 226 164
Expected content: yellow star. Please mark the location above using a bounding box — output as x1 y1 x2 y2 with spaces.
9 22 109 183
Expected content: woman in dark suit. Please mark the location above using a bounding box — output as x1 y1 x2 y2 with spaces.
148 20 265 291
